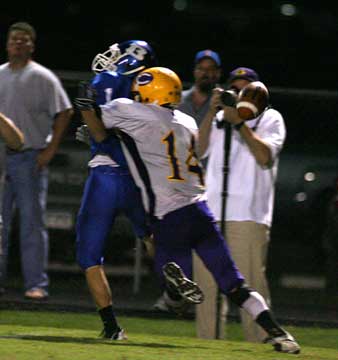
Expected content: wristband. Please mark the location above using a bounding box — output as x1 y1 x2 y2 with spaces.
234 121 245 131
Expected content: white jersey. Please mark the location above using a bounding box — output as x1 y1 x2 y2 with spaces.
101 98 206 218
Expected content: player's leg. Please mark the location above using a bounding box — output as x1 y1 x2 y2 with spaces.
150 206 203 312
76 166 126 340
122 172 153 258
194 201 300 354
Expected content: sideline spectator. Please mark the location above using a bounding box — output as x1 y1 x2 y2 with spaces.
0 113 25 294
198 67 286 342
178 49 222 127
0 22 73 300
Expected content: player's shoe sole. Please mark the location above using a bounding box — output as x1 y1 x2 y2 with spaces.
162 262 204 304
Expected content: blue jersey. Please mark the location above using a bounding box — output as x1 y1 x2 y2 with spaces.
89 71 134 167
92 71 133 105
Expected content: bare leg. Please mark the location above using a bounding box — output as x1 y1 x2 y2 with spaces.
85 265 112 308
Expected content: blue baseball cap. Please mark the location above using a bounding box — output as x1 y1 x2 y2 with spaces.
228 67 259 82
194 49 221 67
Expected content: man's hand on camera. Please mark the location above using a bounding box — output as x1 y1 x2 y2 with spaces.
209 88 224 115
222 106 243 125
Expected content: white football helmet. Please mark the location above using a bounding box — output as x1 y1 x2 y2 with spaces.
91 43 121 74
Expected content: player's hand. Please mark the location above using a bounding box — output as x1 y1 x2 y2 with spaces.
76 124 91 146
74 81 96 111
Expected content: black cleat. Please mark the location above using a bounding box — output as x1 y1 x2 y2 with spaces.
100 327 127 341
162 262 204 304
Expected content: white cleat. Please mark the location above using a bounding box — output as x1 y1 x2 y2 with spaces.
266 331 301 354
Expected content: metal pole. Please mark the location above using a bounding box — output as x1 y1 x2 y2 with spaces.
215 121 232 339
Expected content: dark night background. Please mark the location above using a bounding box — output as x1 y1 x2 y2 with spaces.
0 1 337 90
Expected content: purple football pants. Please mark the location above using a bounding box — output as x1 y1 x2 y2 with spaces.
151 201 244 295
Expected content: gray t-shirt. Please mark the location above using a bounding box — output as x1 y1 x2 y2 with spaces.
177 86 213 127
0 61 72 149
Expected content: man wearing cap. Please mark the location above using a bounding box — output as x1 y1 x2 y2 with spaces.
177 49 222 127
197 67 286 342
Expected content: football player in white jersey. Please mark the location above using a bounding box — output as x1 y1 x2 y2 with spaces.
74 67 300 354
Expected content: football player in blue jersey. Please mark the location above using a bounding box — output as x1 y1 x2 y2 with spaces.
75 40 157 340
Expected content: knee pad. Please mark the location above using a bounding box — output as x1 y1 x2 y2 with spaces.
227 283 252 307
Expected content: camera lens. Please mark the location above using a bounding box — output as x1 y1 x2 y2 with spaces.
220 90 237 107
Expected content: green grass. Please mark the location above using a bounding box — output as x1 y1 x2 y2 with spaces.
0 310 337 359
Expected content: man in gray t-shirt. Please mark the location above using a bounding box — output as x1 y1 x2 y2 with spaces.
177 49 222 127
0 22 73 299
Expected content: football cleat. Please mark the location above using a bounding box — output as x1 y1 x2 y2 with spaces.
264 331 301 354
153 292 191 316
162 262 204 304
100 327 127 341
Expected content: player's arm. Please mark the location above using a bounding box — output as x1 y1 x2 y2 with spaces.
78 108 107 143
0 112 24 150
74 81 108 142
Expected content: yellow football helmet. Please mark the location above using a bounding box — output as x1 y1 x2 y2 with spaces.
131 67 182 106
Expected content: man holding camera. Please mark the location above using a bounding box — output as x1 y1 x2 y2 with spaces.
197 67 286 342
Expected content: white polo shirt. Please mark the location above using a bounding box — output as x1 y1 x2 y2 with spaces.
204 108 286 227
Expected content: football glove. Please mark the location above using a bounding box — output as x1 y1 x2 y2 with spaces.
74 81 96 111
75 124 91 146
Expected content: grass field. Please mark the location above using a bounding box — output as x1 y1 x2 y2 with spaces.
0 310 337 360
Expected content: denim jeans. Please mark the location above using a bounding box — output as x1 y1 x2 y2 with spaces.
0 149 49 291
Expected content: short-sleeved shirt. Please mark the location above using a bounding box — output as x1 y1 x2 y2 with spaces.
0 61 72 150
101 98 206 218
177 86 213 127
205 108 286 227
